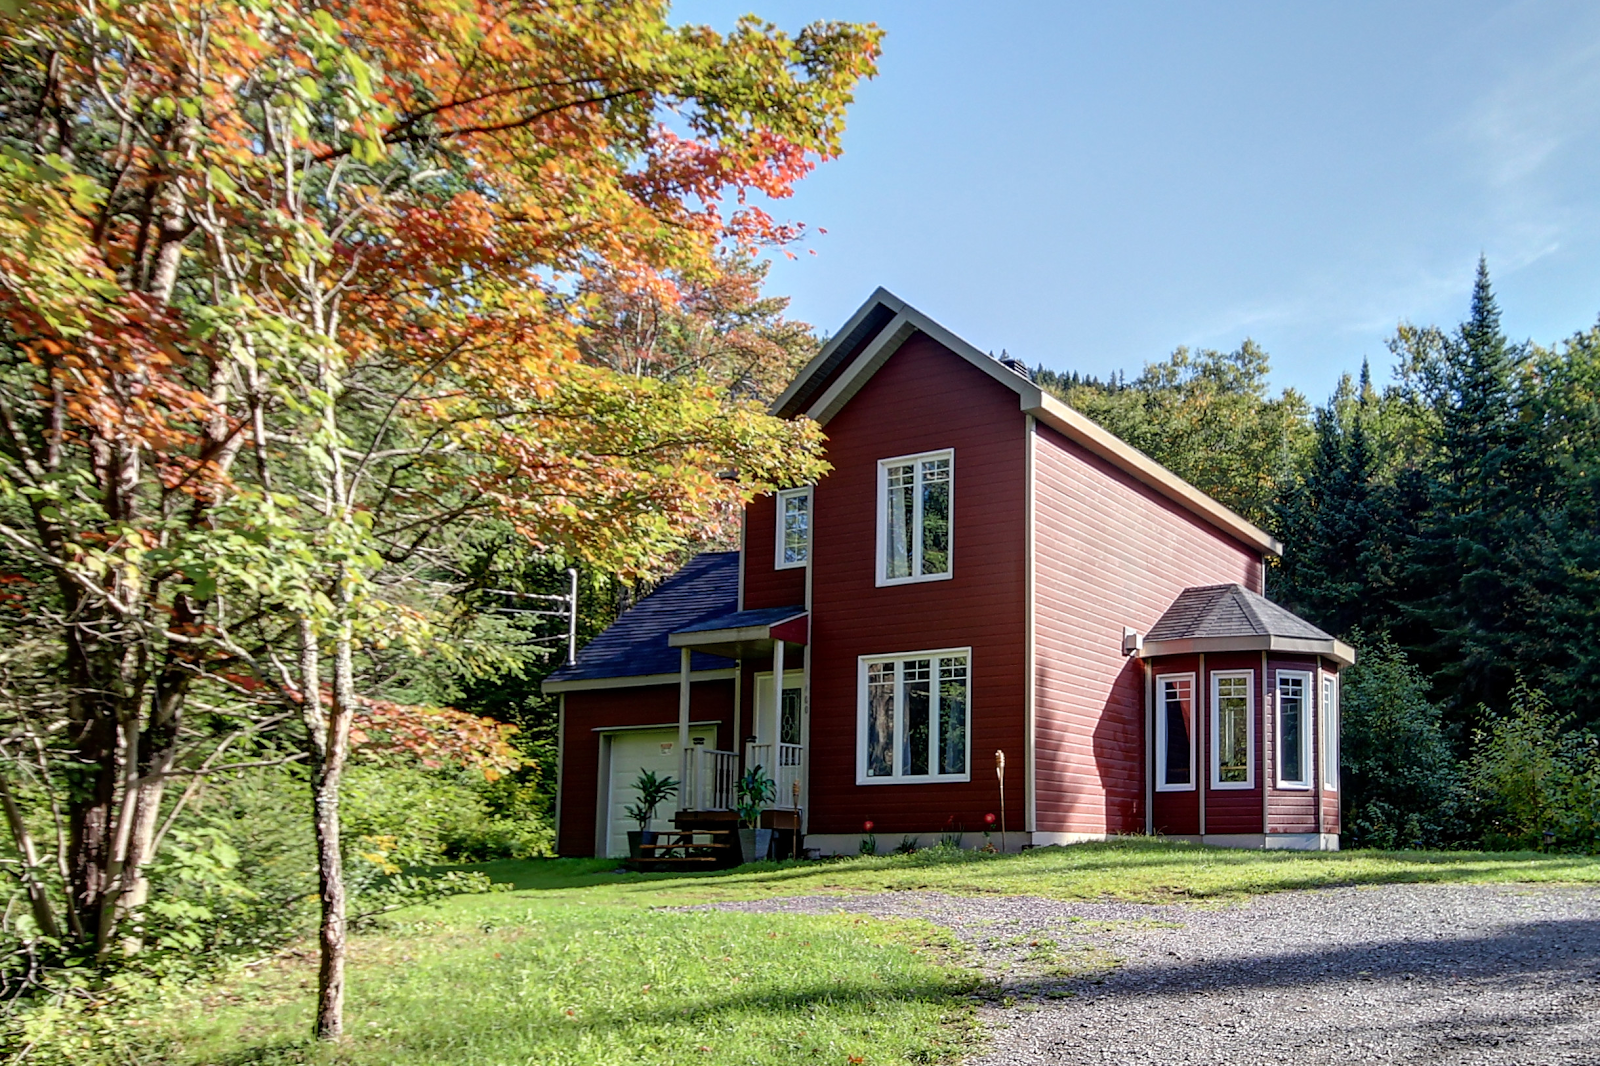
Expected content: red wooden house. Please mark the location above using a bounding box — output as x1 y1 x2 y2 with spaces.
545 290 1352 858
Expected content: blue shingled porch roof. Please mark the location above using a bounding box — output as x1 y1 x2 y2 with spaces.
542 551 739 688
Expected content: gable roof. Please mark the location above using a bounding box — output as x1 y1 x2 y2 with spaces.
1142 583 1355 666
542 551 739 692
773 289 1283 557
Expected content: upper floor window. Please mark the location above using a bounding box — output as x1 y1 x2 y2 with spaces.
877 450 952 585
1156 674 1195 792
1276 672 1312 789
1211 671 1255 789
776 486 811 569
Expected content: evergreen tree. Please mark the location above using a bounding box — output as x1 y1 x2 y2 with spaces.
1404 259 1538 716
1272 366 1390 637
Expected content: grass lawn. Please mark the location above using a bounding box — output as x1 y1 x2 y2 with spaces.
125 840 1600 1065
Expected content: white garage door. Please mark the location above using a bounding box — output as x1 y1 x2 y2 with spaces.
605 727 715 858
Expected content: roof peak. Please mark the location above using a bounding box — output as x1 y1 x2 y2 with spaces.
769 290 1283 558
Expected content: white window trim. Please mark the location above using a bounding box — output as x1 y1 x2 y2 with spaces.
1210 670 1255 790
774 486 812 570
1275 670 1314 790
874 448 955 587
1322 674 1340 793
1155 672 1197 793
855 646 972 785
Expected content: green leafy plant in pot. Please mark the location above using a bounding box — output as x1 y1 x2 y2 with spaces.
625 769 679 860
736 764 777 864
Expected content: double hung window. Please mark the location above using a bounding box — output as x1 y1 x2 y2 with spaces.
877 450 952 585
1276 672 1313 789
1321 674 1340 791
1155 674 1195 791
859 649 970 783
1210 672 1255 789
775 487 811 569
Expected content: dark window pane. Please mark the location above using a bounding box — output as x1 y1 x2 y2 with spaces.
938 657 967 775
903 659 931 776
885 465 914 579
1279 678 1304 783
921 459 950 575
1164 704 1190 786
1216 676 1250 783
780 687 802 746
867 664 894 777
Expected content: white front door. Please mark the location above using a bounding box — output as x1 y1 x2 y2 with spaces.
752 671 805 810
753 671 805 747
605 727 714 859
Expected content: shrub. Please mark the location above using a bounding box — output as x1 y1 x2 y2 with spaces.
1340 632 1463 848
1464 681 1600 851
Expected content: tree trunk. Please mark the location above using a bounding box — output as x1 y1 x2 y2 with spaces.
301 611 357 1042
311 746 347 1041
65 699 117 938
0 766 61 939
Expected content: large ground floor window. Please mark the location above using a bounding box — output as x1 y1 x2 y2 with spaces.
858 648 971 783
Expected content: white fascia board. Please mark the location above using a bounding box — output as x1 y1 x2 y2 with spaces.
806 313 920 424
807 305 1047 427
1026 393 1283 557
770 287 906 416
541 668 737 694
1141 635 1355 667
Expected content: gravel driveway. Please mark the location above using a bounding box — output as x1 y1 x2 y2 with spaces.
712 883 1600 1065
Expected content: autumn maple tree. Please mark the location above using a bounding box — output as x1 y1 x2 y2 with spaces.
0 0 876 1038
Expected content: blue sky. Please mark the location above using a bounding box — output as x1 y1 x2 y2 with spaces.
672 0 1600 402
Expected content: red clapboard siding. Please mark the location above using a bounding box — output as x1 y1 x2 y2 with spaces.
806 333 1027 836
1033 425 1264 835
741 492 807 611
557 680 734 857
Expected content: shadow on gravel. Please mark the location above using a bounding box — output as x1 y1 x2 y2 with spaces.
1106 917 1600 996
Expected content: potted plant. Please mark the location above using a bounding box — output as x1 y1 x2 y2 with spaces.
735 764 777 864
624 769 679 860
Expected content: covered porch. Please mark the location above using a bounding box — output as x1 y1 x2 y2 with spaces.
668 607 809 832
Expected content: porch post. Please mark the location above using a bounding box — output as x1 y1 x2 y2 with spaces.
679 647 691 809
770 637 786 757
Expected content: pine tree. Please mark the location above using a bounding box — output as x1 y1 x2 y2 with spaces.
1404 258 1535 716
1272 377 1380 636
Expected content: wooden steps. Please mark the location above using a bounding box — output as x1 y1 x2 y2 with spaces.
627 828 737 871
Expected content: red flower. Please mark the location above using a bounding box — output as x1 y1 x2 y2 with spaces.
863 819 875 832
984 812 996 825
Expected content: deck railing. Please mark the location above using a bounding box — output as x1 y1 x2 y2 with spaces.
686 746 738 811
745 742 804 808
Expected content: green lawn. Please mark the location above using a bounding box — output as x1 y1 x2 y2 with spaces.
115 841 1600 1065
